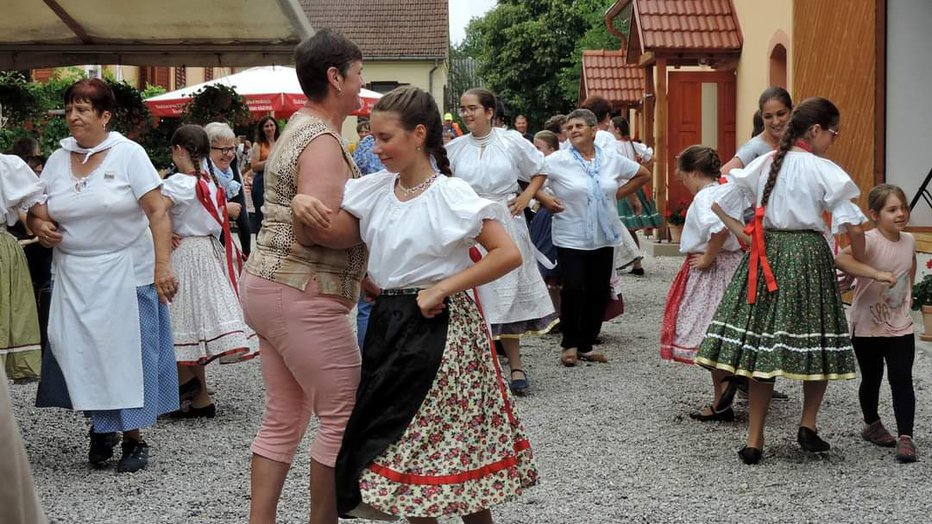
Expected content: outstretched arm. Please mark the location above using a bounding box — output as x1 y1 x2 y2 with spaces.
835 246 895 285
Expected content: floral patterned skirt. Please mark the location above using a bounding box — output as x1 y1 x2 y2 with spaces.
335 290 537 519
660 250 742 364
695 230 857 381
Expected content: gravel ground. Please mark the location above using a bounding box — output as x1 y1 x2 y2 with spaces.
9 253 931 523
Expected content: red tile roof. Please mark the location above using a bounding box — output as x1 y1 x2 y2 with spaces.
300 0 448 60
580 50 644 105
623 0 742 57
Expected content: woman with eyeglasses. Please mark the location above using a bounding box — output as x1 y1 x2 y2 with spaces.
446 88 557 395
30 78 179 473
206 122 251 257
696 97 866 464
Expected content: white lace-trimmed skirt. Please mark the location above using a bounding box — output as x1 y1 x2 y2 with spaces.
474 211 557 338
169 236 258 365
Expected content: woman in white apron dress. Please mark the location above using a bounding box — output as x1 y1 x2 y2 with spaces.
30 79 179 473
447 88 557 395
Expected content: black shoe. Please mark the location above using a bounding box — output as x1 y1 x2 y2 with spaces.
88 429 120 468
797 426 831 453
689 405 735 422
738 446 763 464
178 377 202 402
117 439 149 473
168 403 216 419
771 389 790 401
629 267 645 276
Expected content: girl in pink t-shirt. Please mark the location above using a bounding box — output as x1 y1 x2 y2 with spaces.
835 184 917 463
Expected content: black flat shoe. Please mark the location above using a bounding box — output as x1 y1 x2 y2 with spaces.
689 405 735 422
798 426 831 453
88 429 120 468
629 267 645 276
738 446 763 464
168 403 216 419
117 439 149 473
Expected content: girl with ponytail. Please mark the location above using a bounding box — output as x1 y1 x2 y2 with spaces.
161 124 258 419
291 86 539 522
660 146 745 421
694 97 868 465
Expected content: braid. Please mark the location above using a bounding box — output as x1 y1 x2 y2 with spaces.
707 148 722 179
432 142 453 177
760 124 796 207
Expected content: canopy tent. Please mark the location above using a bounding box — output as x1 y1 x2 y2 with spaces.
0 0 312 69
144 66 382 118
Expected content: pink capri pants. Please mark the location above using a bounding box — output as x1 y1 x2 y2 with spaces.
240 272 361 467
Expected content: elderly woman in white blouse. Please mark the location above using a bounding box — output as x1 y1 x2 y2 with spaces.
29 79 179 474
536 108 650 366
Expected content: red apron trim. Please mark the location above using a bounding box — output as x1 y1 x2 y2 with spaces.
194 171 244 295
794 139 814 153
467 245 520 428
659 255 693 360
368 439 531 486
743 206 778 304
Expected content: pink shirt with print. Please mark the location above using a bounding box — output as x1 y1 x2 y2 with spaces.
849 229 915 337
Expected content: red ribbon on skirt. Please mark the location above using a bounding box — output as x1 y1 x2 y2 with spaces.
743 206 778 304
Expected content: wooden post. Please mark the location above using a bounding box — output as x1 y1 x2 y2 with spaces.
655 57 668 241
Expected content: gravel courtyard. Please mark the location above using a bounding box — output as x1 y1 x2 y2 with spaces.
9 253 931 523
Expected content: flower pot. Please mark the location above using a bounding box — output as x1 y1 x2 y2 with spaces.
921 305 932 342
668 225 683 243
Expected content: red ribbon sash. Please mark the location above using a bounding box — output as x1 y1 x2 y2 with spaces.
194 173 244 295
743 206 778 304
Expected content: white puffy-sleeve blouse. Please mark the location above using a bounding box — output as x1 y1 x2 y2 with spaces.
446 128 545 200
679 183 742 254
0 154 45 226
161 174 223 238
341 171 506 289
718 151 867 234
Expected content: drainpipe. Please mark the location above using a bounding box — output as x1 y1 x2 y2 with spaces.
428 59 441 101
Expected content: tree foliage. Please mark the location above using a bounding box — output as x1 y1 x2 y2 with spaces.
182 84 250 128
458 0 630 128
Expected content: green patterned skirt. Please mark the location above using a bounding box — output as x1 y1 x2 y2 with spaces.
695 230 856 381
0 230 41 381
617 187 661 230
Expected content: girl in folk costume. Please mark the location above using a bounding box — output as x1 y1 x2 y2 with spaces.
162 125 258 418
835 184 918 463
0 154 45 381
447 88 557 395
612 116 660 276
696 97 868 464
291 86 537 523
658 146 744 420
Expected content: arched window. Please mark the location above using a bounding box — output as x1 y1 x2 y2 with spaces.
769 44 787 89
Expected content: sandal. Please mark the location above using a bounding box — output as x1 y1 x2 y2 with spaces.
509 369 530 395
578 350 608 363
560 348 577 367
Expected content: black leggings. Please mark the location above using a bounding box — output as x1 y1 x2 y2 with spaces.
557 246 613 354
852 335 915 437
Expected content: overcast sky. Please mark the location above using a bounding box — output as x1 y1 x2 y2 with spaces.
449 0 497 44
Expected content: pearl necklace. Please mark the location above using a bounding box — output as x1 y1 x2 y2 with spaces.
469 130 494 148
397 173 438 196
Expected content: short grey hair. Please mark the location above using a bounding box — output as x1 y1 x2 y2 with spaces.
204 122 236 144
565 108 598 128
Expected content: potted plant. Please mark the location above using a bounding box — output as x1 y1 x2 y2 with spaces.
912 259 932 341
665 199 689 243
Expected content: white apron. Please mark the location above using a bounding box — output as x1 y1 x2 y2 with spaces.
49 248 144 411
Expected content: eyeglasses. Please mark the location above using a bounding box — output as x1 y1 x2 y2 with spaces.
458 105 483 115
211 146 236 155
827 128 840 139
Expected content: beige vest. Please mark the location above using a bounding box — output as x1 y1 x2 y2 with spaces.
245 112 368 301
